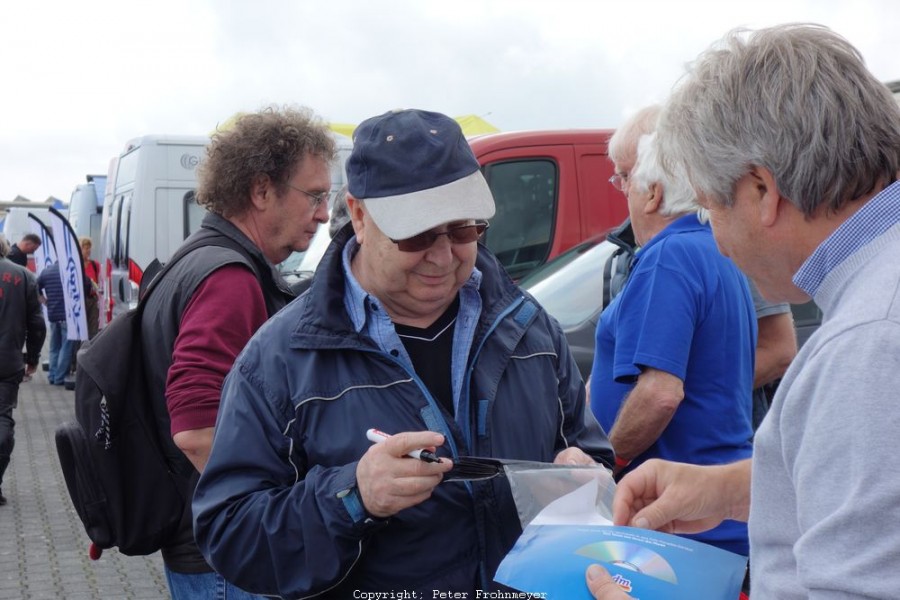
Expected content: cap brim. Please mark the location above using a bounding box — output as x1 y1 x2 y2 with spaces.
362 170 496 240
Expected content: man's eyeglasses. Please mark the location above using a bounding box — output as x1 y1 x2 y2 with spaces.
285 182 331 208
609 172 629 192
390 221 490 253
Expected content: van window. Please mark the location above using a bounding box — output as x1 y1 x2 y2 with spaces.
184 191 206 236
110 194 125 266
481 159 557 279
116 149 139 188
122 193 134 269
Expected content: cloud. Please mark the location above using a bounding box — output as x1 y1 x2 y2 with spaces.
1 0 897 202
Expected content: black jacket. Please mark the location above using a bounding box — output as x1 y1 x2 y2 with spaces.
0 258 46 377
7 244 27 267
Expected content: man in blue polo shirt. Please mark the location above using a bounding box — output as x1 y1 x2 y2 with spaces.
590 124 756 556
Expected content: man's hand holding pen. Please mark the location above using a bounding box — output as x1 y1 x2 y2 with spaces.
357 430 454 518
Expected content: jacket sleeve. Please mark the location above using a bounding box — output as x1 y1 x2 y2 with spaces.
193 350 386 599
551 314 615 468
24 272 46 366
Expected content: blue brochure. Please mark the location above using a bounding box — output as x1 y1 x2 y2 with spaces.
495 524 747 599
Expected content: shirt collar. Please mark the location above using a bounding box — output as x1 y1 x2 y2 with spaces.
341 237 370 334
793 180 900 297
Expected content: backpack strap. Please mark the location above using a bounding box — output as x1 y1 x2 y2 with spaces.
137 231 264 313
602 220 637 310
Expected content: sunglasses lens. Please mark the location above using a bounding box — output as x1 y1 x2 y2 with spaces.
447 224 485 244
396 232 435 252
393 223 488 252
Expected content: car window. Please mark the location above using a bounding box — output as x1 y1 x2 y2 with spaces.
482 159 557 279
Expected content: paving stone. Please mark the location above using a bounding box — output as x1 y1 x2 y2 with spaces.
0 368 168 599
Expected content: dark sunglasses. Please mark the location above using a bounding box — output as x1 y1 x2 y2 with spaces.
390 221 490 252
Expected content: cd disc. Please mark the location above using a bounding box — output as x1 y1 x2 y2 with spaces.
575 541 678 584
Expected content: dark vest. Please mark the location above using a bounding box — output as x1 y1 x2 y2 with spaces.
141 212 292 473
139 212 293 571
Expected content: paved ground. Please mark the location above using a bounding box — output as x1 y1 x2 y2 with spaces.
0 366 169 599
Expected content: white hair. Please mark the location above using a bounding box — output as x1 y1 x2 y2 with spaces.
630 132 698 217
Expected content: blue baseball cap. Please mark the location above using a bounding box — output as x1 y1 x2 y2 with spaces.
347 109 495 239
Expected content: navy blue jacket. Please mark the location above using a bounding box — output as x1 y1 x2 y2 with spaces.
194 229 614 598
37 262 67 322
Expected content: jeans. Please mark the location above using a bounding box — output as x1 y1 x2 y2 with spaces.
48 321 75 384
164 568 264 600
0 370 24 488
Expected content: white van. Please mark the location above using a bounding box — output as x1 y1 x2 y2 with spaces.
100 132 351 315
100 135 210 315
67 174 107 251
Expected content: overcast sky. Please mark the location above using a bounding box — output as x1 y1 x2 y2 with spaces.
2 0 897 202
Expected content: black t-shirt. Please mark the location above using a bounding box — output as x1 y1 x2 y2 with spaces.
395 296 460 415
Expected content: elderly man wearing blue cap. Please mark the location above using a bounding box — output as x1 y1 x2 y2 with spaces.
193 109 614 598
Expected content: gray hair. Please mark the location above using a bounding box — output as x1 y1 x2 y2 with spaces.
0 233 8 258
657 23 900 217
609 105 661 168
631 132 698 217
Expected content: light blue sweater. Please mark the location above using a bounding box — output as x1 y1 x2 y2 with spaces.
751 213 900 598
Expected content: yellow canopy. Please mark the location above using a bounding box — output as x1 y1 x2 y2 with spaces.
453 114 500 136
329 123 357 138
213 114 499 139
329 115 499 139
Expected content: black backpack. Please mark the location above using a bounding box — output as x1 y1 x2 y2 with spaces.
602 218 637 311
55 234 259 558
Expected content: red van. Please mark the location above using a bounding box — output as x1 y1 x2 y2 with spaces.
469 129 627 280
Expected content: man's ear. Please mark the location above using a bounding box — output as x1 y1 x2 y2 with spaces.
249 174 272 211
346 195 366 242
644 182 664 215
750 166 782 228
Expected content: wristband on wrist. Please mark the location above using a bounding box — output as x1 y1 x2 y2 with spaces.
614 455 631 469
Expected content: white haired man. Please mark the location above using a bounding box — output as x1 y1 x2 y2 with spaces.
587 23 900 599
589 126 757 558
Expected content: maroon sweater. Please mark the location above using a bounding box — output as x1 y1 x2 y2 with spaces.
165 264 268 435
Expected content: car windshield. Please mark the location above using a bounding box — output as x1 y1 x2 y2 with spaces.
521 239 616 329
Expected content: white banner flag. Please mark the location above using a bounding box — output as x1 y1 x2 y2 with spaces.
48 207 89 341
27 212 57 322
27 212 57 276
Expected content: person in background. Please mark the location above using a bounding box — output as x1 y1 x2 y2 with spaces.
0 233 46 505
7 233 40 268
37 261 75 386
78 237 100 340
586 23 900 599
605 105 798 433
589 123 756 557
193 109 614 598
139 106 335 600
748 285 796 430
328 184 350 238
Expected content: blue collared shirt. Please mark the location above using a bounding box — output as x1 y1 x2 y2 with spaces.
794 181 900 297
340 237 483 416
